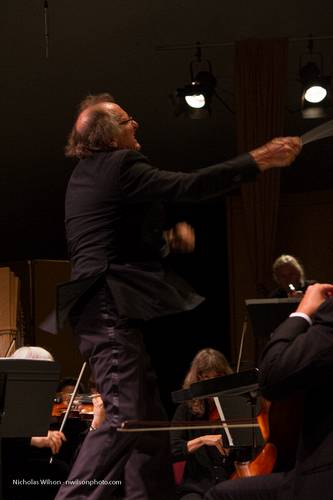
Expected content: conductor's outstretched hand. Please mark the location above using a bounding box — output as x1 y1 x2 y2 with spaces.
250 137 302 171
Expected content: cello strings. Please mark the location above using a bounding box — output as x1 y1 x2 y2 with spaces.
301 119 333 145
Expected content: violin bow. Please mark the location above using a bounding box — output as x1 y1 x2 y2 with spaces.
117 418 259 433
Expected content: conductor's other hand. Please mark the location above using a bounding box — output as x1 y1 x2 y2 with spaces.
250 137 302 171
165 222 195 253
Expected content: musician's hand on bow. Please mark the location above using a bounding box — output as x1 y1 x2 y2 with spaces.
187 434 229 456
164 222 195 253
31 430 66 455
201 434 229 456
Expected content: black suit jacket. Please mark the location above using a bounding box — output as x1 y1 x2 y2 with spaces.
258 298 333 500
56 149 259 330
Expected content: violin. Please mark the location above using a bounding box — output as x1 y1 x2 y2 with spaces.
52 393 94 420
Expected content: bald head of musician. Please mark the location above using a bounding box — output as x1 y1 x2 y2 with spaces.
10 345 54 361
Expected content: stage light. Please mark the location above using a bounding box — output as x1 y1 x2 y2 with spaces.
304 85 327 104
185 91 206 109
300 65 331 118
176 70 217 118
169 43 233 119
299 38 332 119
173 44 218 118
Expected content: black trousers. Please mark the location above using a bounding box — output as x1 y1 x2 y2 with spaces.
55 282 176 500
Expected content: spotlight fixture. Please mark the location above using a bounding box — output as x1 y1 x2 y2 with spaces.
174 45 217 118
178 69 217 111
299 37 331 119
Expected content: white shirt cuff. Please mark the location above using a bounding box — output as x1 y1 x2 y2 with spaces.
289 312 312 325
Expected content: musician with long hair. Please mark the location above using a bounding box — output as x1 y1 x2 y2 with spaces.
171 348 234 499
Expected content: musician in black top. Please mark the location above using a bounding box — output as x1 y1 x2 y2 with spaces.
54 92 301 500
171 348 235 499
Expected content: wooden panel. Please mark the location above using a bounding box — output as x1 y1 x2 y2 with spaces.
0 266 20 356
276 191 333 283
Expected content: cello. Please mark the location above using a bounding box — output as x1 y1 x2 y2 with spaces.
231 393 303 478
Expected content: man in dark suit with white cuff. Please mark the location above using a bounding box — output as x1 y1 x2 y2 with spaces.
205 283 333 500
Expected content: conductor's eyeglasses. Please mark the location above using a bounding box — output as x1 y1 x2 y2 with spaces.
119 116 136 126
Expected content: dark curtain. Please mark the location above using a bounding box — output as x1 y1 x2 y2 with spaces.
234 38 288 296
226 38 289 365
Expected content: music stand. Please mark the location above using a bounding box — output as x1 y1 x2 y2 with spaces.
216 392 263 453
171 369 261 458
245 298 300 360
0 359 60 437
0 359 60 499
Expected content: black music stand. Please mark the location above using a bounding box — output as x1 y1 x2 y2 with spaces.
172 369 259 403
215 392 263 453
0 359 61 499
171 369 262 458
245 298 300 361
0 359 60 437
